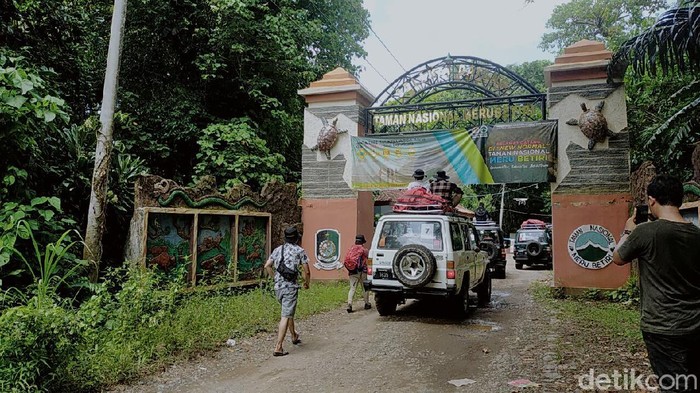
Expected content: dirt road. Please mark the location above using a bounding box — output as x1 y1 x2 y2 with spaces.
113 258 563 393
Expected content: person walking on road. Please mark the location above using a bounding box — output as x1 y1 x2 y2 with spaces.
344 234 371 313
264 226 311 357
613 174 700 392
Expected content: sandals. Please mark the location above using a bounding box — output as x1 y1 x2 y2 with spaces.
273 350 289 357
292 336 302 345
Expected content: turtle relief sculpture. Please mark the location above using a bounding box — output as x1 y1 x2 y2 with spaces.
566 101 616 150
310 117 348 159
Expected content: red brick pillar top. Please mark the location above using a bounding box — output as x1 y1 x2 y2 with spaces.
545 40 614 87
298 67 374 107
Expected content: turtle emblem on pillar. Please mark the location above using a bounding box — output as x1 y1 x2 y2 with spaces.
566 101 616 150
310 117 348 159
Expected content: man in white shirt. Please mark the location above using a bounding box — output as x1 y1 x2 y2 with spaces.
407 169 429 191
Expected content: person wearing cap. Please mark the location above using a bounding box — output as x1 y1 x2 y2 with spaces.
430 170 464 207
407 169 430 191
344 234 371 313
264 226 311 357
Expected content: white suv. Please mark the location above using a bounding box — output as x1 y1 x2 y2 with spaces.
364 213 491 316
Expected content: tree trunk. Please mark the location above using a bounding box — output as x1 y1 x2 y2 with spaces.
84 0 128 281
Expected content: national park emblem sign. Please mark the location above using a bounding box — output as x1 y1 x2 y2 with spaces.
314 229 341 270
567 224 616 269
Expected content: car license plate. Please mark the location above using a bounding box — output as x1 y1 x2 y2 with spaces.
374 269 393 280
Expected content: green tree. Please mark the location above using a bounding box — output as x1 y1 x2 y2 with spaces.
506 60 552 92
539 0 668 53
611 0 700 179
193 119 286 191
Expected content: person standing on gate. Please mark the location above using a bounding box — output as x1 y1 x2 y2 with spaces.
430 170 464 207
613 174 700 392
407 169 430 191
344 234 371 313
264 226 311 357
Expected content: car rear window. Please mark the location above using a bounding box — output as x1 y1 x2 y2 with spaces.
377 220 443 251
478 229 500 243
517 231 545 242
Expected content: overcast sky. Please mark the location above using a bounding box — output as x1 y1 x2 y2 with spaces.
355 0 570 97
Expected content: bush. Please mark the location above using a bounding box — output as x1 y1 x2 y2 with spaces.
0 301 78 392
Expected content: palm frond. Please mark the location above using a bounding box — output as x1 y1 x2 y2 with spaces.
610 1 700 77
643 93 700 150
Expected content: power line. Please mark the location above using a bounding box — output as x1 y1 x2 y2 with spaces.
364 22 407 72
460 183 542 199
362 57 391 85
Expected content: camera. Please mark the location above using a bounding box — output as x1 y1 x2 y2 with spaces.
634 205 649 224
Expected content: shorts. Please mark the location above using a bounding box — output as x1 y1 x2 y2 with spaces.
275 286 299 318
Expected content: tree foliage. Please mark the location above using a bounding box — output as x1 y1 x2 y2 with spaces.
539 0 668 53
506 60 552 92
612 1 700 179
0 0 371 271
193 119 286 191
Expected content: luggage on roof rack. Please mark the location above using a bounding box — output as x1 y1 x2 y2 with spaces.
392 188 453 214
520 219 548 229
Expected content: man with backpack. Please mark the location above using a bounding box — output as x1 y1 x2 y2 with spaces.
264 226 311 357
344 234 371 313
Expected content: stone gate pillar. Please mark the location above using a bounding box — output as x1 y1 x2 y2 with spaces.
297 68 375 279
545 40 632 290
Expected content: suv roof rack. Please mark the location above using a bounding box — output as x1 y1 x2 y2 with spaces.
392 203 446 214
520 223 548 230
474 220 499 227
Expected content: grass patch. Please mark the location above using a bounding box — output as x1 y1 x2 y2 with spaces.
531 281 643 349
1 270 349 393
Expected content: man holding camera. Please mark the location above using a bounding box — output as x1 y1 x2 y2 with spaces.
264 226 311 357
614 174 700 392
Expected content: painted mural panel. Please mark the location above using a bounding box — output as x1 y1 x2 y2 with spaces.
196 215 232 284
237 216 268 281
146 213 193 282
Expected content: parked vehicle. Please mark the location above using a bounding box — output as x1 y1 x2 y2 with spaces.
364 202 491 317
473 220 509 279
513 219 553 269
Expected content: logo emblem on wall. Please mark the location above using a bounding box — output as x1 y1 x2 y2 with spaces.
567 224 616 269
314 229 342 270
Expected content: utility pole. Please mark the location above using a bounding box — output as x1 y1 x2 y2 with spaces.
83 0 127 281
499 183 505 227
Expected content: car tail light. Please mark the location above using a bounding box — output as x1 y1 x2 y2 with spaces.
446 260 455 269
367 258 372 267
501 249 506 258
367 267 372 275
446 270 456 279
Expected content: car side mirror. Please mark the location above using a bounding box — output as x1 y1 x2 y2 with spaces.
479 242 490 251
504 239 511 247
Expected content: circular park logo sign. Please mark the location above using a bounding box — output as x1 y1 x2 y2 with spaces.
567 224 616 269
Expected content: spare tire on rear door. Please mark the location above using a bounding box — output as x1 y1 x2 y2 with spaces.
392 244 437 288
480 241 499 261
526 241 543 257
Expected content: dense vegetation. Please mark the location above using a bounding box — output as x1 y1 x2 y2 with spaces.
1 1 369 391
2 0 699 390
1 0 370 278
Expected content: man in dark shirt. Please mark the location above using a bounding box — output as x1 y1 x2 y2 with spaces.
614 174 700 392
429 170 463 207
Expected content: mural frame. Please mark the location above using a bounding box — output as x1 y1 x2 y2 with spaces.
141 207 271 286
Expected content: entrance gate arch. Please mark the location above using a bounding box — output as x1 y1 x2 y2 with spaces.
366 55 546 135
298 40 631 291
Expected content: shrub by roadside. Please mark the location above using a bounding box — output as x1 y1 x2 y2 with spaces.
530 279 651 391
0 267 349 392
